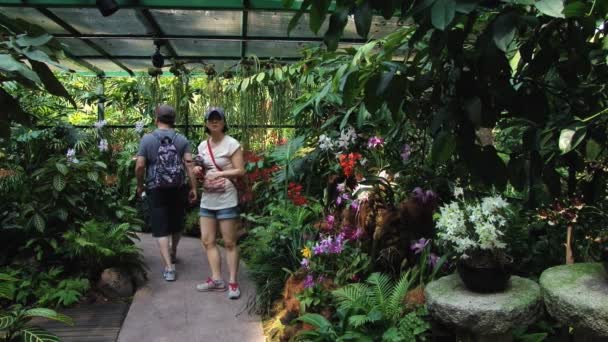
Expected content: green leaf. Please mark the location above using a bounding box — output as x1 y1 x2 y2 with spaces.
558 124 586 154
493 12 517 52
32 213 45 232
431 0 456 31
52 174 66 192
354 2 372 38
0 282 15 300
296 313 333 330
310 0 330 35
256 72 265 83
25 308 73 325
357 104 370 128
535 0 565 18
586 139 601 161
241 77 250 92
431 131 457 164
55 163 68 175
275 67 283 81
518 333 549 342
94 161 107 169
342 70 360 107
0 314 15 329
20 326 60 342
0 54 41 84
16 34 53 47
323 6 349 51
87 172 99 182
29 60 76 107
376 66 396 96
563 1 587 17
455 0 479 14
282 0 295 7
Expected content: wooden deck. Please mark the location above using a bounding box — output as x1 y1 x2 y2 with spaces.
30 302 129 342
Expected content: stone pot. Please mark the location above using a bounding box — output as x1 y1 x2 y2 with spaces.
457 254 513 293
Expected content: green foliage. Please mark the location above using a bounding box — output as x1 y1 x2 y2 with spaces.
241 202 322 315
62 220 145 279
0 304 72 342
295 272 430 341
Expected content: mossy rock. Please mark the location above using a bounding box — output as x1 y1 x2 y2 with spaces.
424 274 542 334
540 263 608 336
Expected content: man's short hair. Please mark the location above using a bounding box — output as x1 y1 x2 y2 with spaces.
156 104 176 125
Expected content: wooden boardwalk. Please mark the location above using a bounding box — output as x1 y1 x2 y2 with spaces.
30 302 129 342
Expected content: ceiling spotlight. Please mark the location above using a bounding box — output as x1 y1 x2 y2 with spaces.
152 40 165 68
96 0 119 17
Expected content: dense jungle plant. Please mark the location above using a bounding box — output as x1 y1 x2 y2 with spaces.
1 273 74 342
295 272 430 342
241 201 322 315
0 125 144 307
283 0 608 209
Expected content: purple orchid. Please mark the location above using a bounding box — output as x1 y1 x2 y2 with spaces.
367 136 384 148
326 215 335 228
429 253 440 269
411 238 430 255
303 274 315 289
412 187 438 206
300 258 310 270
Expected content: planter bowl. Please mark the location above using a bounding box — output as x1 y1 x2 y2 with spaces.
457 258 512 293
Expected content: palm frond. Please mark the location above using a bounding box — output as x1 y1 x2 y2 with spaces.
386 270 416 321
332 284 368 312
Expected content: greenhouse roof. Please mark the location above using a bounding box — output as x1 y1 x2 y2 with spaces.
0 0 406 76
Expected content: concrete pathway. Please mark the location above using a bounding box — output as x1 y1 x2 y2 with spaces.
117 233 265 342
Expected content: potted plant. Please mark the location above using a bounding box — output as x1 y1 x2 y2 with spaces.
435 191 513 293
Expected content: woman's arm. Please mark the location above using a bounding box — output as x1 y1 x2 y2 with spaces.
220 147 245 179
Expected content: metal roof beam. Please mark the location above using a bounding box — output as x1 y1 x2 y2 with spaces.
36 8 134 75
52 34 366 44
76 55 302 61
0 0 311 11
134 9 178 58
241 0 249 59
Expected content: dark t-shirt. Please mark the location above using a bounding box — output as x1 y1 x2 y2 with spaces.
137 128 190 189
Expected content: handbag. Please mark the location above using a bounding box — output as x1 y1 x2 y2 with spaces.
206 139 246 203
202 141 227 193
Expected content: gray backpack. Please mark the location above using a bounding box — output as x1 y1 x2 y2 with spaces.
152 132 184 188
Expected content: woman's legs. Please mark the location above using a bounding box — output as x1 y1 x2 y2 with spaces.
219 218 239 283
200 216 222 280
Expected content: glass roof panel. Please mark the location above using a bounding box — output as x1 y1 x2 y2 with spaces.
50 8 148 34
56 38 101 56
55 58 88 72
118 59 153 72
83 59 125 72
248 12 324 38
0 7 69 34
246 41 315 58
171 39 241 57
152 10 241 36
90 38 157 57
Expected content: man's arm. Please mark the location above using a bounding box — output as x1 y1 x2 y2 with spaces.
135 156 146 197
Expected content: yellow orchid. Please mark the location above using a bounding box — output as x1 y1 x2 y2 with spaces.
301 246 312 259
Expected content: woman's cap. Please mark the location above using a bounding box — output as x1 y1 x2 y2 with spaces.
205 107 225 120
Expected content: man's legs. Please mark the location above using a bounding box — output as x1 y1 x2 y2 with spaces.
170 232 181 263
149 189 175 281
157 236 173 271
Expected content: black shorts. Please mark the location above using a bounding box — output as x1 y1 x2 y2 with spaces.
147 186 187 237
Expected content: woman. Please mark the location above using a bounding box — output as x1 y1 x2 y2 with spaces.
193 107 245 299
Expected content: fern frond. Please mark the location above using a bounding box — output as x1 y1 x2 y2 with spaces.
366 273 392 310
332 284 368 312
386 270 416 321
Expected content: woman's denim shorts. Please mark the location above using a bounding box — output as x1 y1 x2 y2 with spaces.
199 206 240 220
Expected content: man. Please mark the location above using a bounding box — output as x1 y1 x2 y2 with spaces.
135 104 197 281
